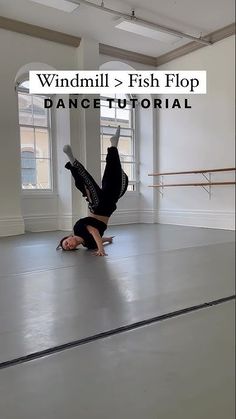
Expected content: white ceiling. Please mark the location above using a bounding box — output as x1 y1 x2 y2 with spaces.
0 0 234 56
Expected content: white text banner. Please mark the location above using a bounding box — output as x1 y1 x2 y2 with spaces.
29 71 207 94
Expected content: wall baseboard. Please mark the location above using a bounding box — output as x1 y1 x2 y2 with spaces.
58 215 73 232
2 209 233 235
24 210 155 230
139 209 156 223
0 216 25 237
157 209 235 230
24 214 58 232
110 209 156 225
109 209 139 225
23 214 74 232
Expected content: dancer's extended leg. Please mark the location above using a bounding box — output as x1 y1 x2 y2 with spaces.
102 126 128 201
63 145 102 210
110 125 120 147
63 145 76 164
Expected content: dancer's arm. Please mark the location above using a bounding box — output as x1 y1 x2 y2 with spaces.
86 225 107 256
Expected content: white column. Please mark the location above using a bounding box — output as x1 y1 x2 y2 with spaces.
0 74 24 236
72 38 101 222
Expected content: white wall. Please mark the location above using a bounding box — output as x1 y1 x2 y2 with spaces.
100 54 155 71
0 28 77 236
138 96 158 224
54 97 73 231
156 35 235 230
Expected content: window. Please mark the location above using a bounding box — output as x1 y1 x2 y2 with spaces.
100 93 137 191
17 80 52 190
21 150 36 185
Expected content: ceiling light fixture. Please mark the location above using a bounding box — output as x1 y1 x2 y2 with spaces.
115 18 183 43
29 0 80 13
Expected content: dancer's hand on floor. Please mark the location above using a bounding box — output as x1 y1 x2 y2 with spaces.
93 249 107 256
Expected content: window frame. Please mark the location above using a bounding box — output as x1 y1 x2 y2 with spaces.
100 94 138 193
17 80 54 194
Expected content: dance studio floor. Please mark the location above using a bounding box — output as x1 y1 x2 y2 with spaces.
0 224 235 418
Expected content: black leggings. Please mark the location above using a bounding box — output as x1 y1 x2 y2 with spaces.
65 147 128 217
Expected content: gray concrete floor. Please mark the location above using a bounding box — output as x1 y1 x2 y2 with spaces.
0 224 235 418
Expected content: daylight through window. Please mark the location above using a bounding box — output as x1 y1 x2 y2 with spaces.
17 80 52 190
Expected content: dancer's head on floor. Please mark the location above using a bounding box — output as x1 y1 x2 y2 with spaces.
57 235 82 251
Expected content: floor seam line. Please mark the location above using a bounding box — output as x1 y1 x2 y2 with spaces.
0 294 235 371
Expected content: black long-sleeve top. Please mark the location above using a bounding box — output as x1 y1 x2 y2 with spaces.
73 217 107 249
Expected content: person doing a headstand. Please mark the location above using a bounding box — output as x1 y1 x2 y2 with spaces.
57 126 128 256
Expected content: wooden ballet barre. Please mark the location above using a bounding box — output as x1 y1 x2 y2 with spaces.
148 167 236 176
149 182 236 187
